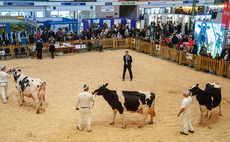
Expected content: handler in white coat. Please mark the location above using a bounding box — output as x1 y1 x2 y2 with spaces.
76 84 96 132
0 65 11 104
178 90 194 135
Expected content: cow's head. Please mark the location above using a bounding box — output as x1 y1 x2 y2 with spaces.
189 84 200 96
93 83 108 95
10 67 21 73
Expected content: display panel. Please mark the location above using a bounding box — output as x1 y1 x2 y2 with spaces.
194 21 225 57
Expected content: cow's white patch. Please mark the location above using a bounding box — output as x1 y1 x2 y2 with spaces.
116 91 126 109
210 82 221 89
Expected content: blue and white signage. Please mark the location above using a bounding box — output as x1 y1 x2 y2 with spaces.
4 2 34 6
61 2 86 6
183 1 199 3
105 2 112 5
77 12 82 36
148 1 166 5
101 6 114 12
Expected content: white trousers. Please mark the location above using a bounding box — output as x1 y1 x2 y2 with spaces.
0 83 8 103
78 108 91 131
183 112 194 134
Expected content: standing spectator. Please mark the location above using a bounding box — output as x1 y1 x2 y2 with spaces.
13 38 21 46
155 31 160 41
0 65 11 104
94 37 103 52
206 53 213 58
85 29 91 40
182 34 189 43
117 32 122 39
124 28 129 38
73 32 78 41
3 31 10 46
178 90 194 135
80 31 86 40
56 29 62 42
48 29 55 38
0 33 3 46
41 30 49 43
35 30 41 41
20 29 27 38
76 84 96 132
28 33 34 44
185 23 189 35
172 34 179 49
12 31 18 40
122 51 133 81
49 36 55 59
177 23 182 34
36 40 43 59
221 45 230 59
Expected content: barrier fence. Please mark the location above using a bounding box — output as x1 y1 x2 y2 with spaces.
0 38 229 78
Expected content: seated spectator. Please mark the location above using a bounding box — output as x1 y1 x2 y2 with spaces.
13 38 21 46
94 37 103 52
183 44 190 52
28 33 34 44
215 53 221 60
199 47 207 56
80 31 86 40
179 44 184 51
117 32 122 39
67 36 72 41
206 53 213 58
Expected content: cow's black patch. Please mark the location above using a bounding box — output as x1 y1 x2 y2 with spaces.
122 91 146 111
37 85 39 88
32 80 33 82
19 77 30 92
14 73 21 82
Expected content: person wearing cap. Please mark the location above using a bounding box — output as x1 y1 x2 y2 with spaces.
0 65 11 104
36 39 43 59
76 84 96 132
178 90 194 135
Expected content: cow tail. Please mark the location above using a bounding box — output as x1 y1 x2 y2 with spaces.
152 100 156 117
150 93 156 117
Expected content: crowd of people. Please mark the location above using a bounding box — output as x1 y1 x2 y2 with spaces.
0 21 229 62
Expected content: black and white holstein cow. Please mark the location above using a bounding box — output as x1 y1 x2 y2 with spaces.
10 67 46 113
93 83 156 129
189 82 222 125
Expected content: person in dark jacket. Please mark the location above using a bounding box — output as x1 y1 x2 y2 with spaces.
189 45 197 54
36 40 43 59
48 29 55 38
49 36 55 59
172 34 179 49
220 45 230 59
185 23 188 35
122 51 133 81
41 30 49 43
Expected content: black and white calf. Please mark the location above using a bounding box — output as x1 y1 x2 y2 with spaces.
93 83 156 129
189 82 222 124
10 67 46 113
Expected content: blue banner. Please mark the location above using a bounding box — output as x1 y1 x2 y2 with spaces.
148 1 166 5
4 2 34 6
183 1 199 3
105 2 112 5
61 2 86 6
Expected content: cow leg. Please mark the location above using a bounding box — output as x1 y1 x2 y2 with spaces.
31 92 41 113
36 100 42 114
138 107 148 128
110 109 117 125
148 113 153 124
199 105 206 124
18 91 23 106
120 113 126 129
219 103 222 116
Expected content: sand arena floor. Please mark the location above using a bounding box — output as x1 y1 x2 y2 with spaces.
0 49 230 142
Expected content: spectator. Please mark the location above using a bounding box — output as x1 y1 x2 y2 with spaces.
199 47 207 56
117 32 122 39
20 29 26 38
155 31 161 41
13 38 21 46
48 29 55 38
172 34 179 49
36 40 43 59
49 36 55 59
80 31 86 40
215 53 221 60
56 29 62 42
41 30 49 43
85 29 91 40
206 53 213 58
3 31 10 46
12 31 18 40
35 30 41 41
222 50 229 62
73 32 78 41
185 23 188 35
28 33 34 44
189 45 197 54
221 45 230 59
94 37 103 52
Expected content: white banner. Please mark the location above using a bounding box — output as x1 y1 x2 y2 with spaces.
101 6 114 12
